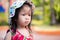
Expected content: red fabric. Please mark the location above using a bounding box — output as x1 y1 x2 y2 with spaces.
11 30 33 40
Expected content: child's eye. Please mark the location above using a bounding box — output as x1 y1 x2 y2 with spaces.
22 14 25 16
28 14 31 16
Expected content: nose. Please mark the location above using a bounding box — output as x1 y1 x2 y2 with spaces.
25 16 30 20
25 17 29 20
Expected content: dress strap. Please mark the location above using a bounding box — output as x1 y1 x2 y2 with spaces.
16 30 21 34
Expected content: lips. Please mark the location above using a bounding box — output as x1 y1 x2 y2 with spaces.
25 21 29 24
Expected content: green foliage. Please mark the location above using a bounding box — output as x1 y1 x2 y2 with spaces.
53 0 60 22
54 0 60 12
0 21 8 26
33 7 43 20
0 13 8 25
32 0 42 7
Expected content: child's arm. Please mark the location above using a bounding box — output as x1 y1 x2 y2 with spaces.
4 31 11 40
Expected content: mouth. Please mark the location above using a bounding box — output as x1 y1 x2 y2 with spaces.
25 21 29 24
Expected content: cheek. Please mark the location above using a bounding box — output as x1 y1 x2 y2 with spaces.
29 17 31 22
18 16 25 23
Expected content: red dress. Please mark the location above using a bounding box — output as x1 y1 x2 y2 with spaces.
11 30 33 40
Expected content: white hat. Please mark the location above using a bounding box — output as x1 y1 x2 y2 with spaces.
9 0 26 17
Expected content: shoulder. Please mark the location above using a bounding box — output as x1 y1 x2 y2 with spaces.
4 30 11 40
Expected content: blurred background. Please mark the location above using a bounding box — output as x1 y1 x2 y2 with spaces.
0 0 60 40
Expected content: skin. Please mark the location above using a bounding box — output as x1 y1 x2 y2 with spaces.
17 5 31 28
4 31 11 40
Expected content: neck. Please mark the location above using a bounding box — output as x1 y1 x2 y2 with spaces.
17 25 26 29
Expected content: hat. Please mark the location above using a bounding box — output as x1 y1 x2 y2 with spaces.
9 0 26 17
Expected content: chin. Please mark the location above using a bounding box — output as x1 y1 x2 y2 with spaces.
25 24 29 26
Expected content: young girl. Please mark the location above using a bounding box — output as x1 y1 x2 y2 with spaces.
5 0 35 40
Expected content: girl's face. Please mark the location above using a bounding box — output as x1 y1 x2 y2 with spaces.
17 5 31 27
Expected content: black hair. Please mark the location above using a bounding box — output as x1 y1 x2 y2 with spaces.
10 1 33 34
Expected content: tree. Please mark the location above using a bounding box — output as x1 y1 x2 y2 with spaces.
50 0 56 25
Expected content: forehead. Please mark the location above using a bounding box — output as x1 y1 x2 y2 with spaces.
20 5 31 13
